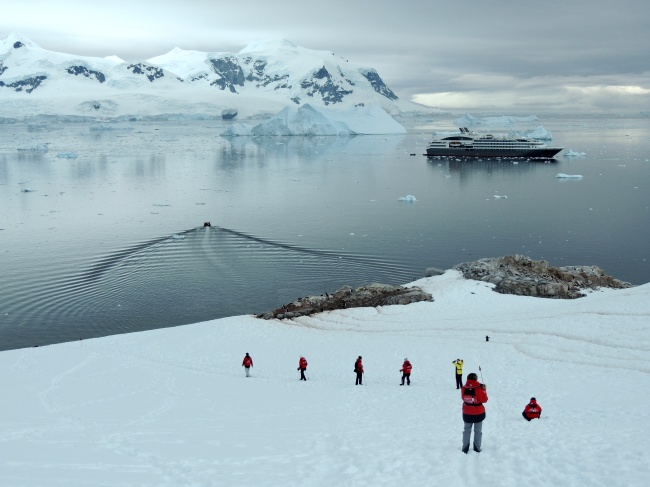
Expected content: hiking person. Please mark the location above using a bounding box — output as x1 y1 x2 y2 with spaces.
461 372 488 453
400 358 412 386
452 358 463 389
354 356 364 385
242 353 253 377
298 356 308 381
522 397 542 421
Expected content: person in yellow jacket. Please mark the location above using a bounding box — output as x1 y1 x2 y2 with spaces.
452 358 463 389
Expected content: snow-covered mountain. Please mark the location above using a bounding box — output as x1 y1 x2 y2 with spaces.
0 33 416 127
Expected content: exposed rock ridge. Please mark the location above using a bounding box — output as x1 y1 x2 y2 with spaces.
453 255 631 299
257 283 433 320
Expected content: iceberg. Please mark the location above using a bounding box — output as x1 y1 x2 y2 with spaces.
223 103 405 137
398 195 417 203
563 149 587 157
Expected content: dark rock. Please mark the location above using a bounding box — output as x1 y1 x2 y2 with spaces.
425 267 445 277
257 283 433 319
453 255 631 299
127 63 164 82
221 108 238 120
66 65 106 83
13 41 24 49
361 69 398 100
0 76 47 93
300 66 353 105
209 57 245 93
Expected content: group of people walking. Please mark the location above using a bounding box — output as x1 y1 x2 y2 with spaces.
241 352 542 453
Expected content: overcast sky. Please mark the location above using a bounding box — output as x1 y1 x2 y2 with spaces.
2 0 649 114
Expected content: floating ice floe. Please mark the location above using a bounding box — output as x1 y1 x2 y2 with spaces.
563 149 587 157
556 173 583 179
171 234 186 240
398 195 417 203
493 194 508 199
56 152 78 159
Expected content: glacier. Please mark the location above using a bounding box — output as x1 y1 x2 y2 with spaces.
0 33 416 133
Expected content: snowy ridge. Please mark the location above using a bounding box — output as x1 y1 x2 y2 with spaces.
0 270 648 485
0 33 415 127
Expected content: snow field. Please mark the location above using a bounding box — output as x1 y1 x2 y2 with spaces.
0 271 648 486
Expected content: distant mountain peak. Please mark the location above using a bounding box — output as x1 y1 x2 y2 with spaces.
1 32 41 51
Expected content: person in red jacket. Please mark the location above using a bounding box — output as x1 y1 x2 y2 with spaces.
354 356 364 385
242 353 253 377
298 356 308 381
461 372 488 453
400 358 412 386
522 397 542 421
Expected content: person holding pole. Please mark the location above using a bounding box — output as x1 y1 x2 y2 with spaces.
400 358 412 386
461 372 488 453
452 358 463 389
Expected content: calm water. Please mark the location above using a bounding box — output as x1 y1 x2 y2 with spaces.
1 115 649 350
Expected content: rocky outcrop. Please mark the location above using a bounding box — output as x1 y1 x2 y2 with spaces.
360 69 398 100
126 63 164 82
66 65 106 83
257 283 433 320
453 255 631 299
0 75 47 93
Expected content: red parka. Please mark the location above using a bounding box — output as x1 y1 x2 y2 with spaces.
401 360 412 374
242 355 253 367
523 399 542 419
299 357 308 370
461 379 488 423
355 359 364 373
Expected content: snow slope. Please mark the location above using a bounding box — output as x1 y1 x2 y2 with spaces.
1 270 648 486
0 33 417 126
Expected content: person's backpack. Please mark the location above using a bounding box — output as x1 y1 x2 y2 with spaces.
463 387 477 405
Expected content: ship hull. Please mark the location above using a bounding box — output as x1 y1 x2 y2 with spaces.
426 147 563 158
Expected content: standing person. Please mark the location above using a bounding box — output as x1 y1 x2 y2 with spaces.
354 356 364 385
452 358 464 389
242 353 253 377
522 397 542 421
298 356 308 381
461 372 488 453
400 358 412 386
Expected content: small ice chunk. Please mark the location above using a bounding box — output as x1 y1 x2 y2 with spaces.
563 149 587 157
56 152 78 159
398 195 417 203
556 173 583 179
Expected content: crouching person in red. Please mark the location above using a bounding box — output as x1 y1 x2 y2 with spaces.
522 397 542 421
461 372 488 453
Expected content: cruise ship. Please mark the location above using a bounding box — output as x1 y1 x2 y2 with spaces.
426 128 563 158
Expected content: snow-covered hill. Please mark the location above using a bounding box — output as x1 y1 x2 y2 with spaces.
0 33 417 128
1 270 648 485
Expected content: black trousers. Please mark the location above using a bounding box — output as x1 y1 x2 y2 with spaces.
356 372 363 385
300 369 306 380
401 373 411 385
455 373 463 389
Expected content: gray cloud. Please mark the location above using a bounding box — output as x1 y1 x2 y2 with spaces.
2 0 649 113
